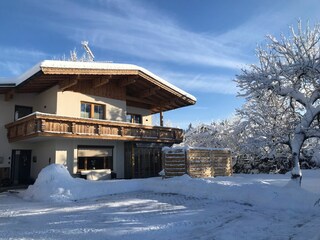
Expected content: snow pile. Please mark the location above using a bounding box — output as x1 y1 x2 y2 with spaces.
22 164 320 211
22 164 142 202
22 164 76 202
148 173 319 211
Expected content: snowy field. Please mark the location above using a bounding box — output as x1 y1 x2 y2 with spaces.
1 165 320 240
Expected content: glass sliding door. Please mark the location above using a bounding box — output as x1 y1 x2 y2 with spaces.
124 142 166 178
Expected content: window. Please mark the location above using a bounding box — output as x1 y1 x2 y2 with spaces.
14 105 33 121
81 102 91 118
126 113 142 124
77 146 113 171
94 104 104 119
81 102 105 119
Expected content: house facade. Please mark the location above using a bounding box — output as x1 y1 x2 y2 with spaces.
0 60 196 185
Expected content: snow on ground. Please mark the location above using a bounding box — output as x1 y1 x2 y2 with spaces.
1 164 320 240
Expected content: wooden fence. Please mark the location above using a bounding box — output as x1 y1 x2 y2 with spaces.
163 147 232 178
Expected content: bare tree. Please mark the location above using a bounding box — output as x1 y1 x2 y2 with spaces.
236 21 320 182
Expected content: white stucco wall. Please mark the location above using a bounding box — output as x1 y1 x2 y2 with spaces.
56 90 126 121
0 87 149 180
20 138 125 180
0 93 37 169
30 140 55 180
0 89 57 169
33 85 58 114
30 138 125 178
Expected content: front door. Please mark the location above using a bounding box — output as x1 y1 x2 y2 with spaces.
11 150 32 185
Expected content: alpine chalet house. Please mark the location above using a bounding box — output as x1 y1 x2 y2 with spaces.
0 60 196 185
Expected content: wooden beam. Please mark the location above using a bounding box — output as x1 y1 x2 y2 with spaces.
59 77 78 91
93 77 110 88
119 78 136 87
158 99 179 109
126 96 154 105
139 87 160 98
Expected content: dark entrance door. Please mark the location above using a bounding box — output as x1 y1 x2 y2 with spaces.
11 150 32 185
124 142 169 178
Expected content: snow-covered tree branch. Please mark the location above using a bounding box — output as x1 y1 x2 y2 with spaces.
236 21 320 181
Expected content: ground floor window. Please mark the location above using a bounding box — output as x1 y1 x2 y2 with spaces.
77 146 113 171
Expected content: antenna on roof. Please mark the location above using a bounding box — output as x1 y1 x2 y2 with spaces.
81 41 95 62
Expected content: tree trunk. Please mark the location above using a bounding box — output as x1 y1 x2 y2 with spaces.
291 153 301 177
290 133 304 185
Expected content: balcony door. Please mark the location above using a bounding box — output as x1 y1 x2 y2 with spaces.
14 105 33 121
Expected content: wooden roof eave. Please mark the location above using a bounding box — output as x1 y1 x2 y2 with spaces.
40 67 140 76
15 70 44 89
0 86 15 94
8 65 196 112
39 67 195 105
137 71 195 104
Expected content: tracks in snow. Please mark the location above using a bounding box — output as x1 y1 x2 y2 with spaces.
0 191 319 240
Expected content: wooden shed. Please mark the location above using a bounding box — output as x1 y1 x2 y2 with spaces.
162 147 232 178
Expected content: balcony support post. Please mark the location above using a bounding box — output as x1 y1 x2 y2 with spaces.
160 111 164 127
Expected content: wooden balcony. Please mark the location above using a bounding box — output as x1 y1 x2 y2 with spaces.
5 112 183 143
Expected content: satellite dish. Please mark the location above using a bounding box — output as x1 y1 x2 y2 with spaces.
81 41 95 62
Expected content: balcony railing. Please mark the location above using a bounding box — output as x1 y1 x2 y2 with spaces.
5 112 183 143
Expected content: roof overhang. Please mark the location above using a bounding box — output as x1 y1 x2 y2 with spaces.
2 60 197 113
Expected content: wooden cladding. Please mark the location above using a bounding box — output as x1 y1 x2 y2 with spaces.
163 147 232 178
59 78 78 91
163 148 187 177
188 149 233 177
70 79 126 101
5 113 183 143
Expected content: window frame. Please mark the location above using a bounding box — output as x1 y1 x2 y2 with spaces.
77 145 114 171
126 113 142 124
80 101 105 120
14 105 33 121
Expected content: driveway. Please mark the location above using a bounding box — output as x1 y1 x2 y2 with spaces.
1 191 319 240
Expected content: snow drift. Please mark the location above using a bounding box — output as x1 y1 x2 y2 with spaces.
21 164 320 211
22 164 142 202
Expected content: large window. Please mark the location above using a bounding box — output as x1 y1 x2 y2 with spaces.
77 146 113 171
126 113 142 124
81 102 105 119
14 105 33 121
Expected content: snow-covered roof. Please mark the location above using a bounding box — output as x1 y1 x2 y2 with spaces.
14 60 196 102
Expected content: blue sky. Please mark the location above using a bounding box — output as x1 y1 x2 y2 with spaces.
1 0 320 129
